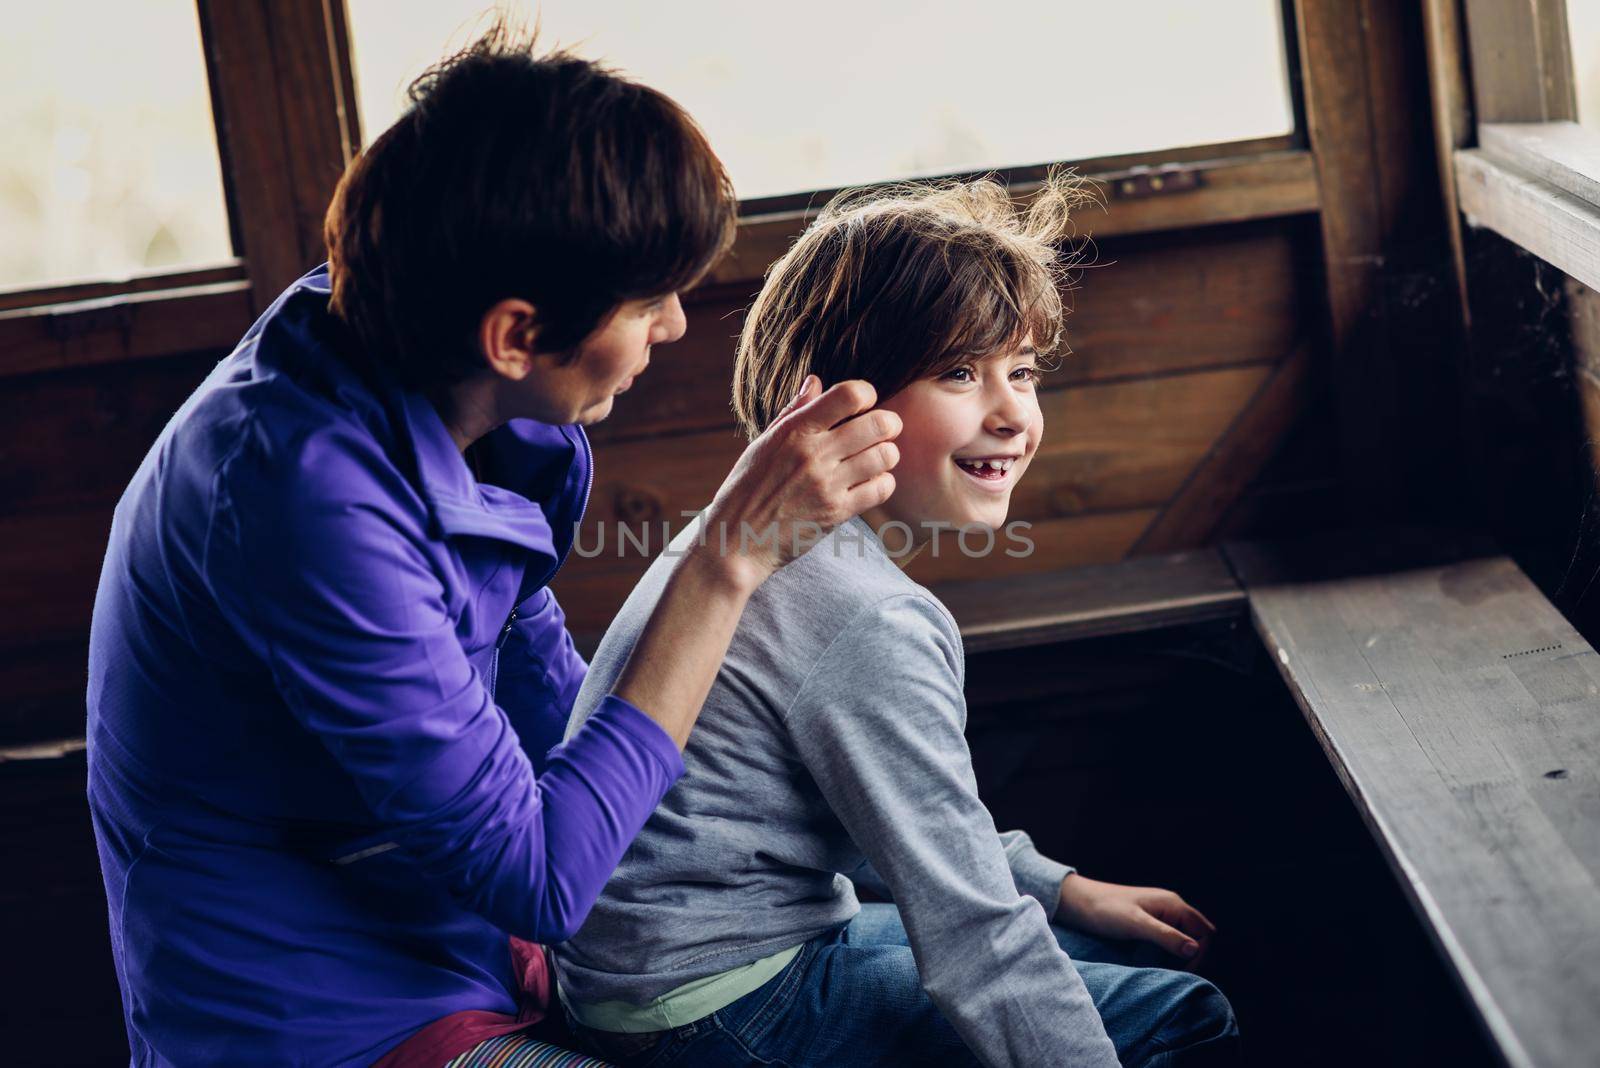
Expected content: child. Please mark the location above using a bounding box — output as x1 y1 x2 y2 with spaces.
553 175 1239 1067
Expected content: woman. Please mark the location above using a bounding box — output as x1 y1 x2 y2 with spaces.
85 29 899 1067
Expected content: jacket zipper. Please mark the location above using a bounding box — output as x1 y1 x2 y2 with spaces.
495 423 594 657
532 422 594 593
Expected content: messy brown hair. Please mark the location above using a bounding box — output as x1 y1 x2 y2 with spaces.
731 170 1096 440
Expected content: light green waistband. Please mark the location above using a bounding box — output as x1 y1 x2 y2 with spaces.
559 943 803 1034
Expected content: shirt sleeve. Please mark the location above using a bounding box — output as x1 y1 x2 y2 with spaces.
495 586 590 774
846 833 1071 919
784 594 1119 1068
206 428 683 943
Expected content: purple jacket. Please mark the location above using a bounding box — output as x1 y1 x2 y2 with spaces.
86 266 684 1066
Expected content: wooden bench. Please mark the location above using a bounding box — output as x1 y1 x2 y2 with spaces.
1224 532 1600 1068
931 548 1246 653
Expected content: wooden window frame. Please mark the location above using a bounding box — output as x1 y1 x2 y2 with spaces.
1445 0 1600 292
0 0 1316 378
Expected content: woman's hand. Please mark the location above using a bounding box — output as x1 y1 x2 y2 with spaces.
699 375 901 592
1056 873 1217 968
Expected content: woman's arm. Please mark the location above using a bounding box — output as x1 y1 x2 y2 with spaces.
611 375 899 748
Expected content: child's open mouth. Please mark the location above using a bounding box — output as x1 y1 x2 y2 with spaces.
953 456 1017 484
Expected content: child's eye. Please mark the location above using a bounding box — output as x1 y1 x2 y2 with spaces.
941 366 975 383
1012 365 1042 384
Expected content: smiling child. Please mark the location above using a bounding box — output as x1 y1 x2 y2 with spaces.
552 174 1240 1067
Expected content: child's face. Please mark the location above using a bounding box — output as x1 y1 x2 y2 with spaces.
871 340 1043 534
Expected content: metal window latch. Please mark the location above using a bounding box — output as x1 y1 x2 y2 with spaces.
1102 163 1203 199
44 297 136 342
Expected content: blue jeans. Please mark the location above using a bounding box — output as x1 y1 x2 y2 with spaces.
569 903 1239 1066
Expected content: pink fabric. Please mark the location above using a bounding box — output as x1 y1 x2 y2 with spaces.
373 938 553 1068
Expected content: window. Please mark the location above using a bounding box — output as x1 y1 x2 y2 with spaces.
346 0 1295 204
1571 1 1600 129
0 3 233 294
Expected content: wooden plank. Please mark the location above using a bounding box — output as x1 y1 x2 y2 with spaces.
930 548 1245 654
1479 122 1600 206
1423 0 1475 325
0 354 216 516
0 262 247 314
0 639 92 748
1053 224 1305 386
1456 148 1600 294
198 0 351 310
1462 0 1577 124
0 283 252 380
1293 0 1401 517
904 509 1158 587
709 151 1319 287
1227 535 1600 1068
0 507 114 646
0 738 86 765
1134 344 1312 553
1011 365 1275 519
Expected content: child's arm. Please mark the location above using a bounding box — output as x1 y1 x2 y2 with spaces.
843 828 1070 917
784 594 1121 1068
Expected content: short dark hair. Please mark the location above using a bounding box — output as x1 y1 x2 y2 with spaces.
324 23 736 393
731 171 1094 440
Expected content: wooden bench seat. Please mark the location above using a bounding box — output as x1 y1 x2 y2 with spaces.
931 548 1246 653
1224 532 1600 1068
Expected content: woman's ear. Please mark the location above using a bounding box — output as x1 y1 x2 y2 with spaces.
478 298 539 380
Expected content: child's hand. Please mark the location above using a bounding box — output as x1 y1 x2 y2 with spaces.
1056 873 1217 968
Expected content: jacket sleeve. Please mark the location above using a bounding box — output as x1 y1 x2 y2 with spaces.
785 594 1119 1068
206 427 682 943
495 586 589 774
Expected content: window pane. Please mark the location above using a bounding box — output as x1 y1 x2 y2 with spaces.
0 3 233 293
1573 1 1600 128
348 1 1295 203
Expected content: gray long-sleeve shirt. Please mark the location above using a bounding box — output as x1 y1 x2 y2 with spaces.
554 516 1121 1067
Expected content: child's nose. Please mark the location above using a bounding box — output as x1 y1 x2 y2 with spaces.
984 384 1034 438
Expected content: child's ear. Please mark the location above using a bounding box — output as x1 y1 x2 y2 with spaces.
478 298 540 381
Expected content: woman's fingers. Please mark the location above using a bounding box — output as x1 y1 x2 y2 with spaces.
775 373 821 420
826 406 903 463
781 378 879 436
838 439 900 490
843 471 897 516
704 376 903 584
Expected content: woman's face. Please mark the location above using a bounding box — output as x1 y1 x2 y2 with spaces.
866 341 1044 537
559 293 688 425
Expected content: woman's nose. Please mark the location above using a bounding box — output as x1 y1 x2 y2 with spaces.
655 293 688 345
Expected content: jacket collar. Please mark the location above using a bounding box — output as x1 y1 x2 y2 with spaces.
269 265 591 562
394 387 556 555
